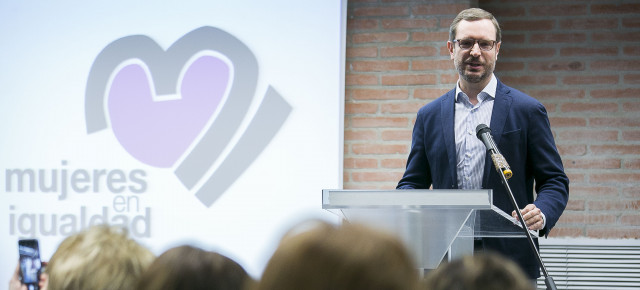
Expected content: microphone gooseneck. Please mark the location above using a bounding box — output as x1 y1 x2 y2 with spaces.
475 124 512 179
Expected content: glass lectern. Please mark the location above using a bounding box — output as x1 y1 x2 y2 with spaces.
322 189 537 271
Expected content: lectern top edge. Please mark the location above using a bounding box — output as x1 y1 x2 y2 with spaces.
322 189 493 208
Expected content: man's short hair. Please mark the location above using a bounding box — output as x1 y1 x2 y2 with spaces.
45 225 155 290
449 8 502 42
257 220 421 290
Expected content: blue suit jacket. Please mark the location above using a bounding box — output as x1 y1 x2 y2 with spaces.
397 80 569 278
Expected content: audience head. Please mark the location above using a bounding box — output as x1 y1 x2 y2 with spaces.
423 252 534 290
256 220 421 290
45 224 155 290
136 245 253 290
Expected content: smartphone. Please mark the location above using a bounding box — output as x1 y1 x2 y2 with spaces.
18 239 42 290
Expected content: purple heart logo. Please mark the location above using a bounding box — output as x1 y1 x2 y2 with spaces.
108 56 230 167
85 27 291 207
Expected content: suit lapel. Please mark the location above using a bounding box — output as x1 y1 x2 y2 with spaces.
484 81 513 187
441 90 457 186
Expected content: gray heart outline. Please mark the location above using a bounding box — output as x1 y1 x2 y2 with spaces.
85 26 291 207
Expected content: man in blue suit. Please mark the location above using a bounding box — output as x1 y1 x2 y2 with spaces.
397 8 569 279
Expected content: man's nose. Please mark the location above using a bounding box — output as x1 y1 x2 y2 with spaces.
470 42 482 56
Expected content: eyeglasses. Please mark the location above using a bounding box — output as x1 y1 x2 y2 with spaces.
453 39 497 51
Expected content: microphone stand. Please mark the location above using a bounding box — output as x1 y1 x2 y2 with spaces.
492 154 558 290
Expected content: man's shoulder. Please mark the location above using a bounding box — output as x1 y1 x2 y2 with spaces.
417 88 455 113
497 81 542 106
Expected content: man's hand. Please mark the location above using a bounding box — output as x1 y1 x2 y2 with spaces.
512 204 544 231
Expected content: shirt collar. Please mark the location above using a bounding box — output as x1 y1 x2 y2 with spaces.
455 74 498 102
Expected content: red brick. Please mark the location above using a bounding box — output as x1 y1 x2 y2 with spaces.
589 200 640 210
352 6 409 17
593 31 640 42
346 74 378 86
381 129 411 141
531 5 588 16
623 131 640 141
381 158 407 168
557 144 587 156
566 200 585 211
591 145 640 155
566 172 585 184
353 32 409 44
380 46 438 57
345 102 378 114
623 101 640 111
414 88 449 99
623 17 640 28
347 46 378 58
623 187 640 198
411 3 469 15
558 213 616 225
350 60 409 72
352 143 408 155
592 3 640 14
348 19 378 30
624 159 640 169
592 60 640 71
344 158 378 169
526 89 585 100
561 103 618 113
501 33 526 44
590 173 640 183
502 20 555 31
549 227 583 238
413 59 452 71
548 117 587 127
557 130 618 141
441 73 459 84
562 75 619 85
569 186 619 198
623 45 640 56
592 88 640 99
590 117 640 127
352 89 408 100
559 18 618 30
344 129 377 141
381 74 437 86
351 171 404 182
560 47 618 57
624 74 640 84
381 19 437 30
412 31 449 42
351 117 408 128
530 33 587 43
529 61 585 72
482 6 526 17
587 228 640 239
495 61 525 71
621 214 640 225
499 75 556 86
563 158 621 169
500 47 556 58
542 102 557 113
381 102 425 114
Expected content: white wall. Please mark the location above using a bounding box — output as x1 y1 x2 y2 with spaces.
0 0 345 278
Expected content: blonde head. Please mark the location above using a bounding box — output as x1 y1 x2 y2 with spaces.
45 225 155 290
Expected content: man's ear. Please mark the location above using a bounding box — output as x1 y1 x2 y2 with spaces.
447 41 455 59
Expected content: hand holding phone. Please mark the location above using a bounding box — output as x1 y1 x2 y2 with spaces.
18 239 42 290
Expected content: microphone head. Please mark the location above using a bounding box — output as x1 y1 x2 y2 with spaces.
475 123 491 139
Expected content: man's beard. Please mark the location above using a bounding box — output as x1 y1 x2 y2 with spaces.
456 57 493 84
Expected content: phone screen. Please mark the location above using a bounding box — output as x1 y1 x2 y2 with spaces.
18 239 42 289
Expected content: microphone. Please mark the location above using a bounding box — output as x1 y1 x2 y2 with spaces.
475 124 512 179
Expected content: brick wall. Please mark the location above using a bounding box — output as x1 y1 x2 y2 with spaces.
343 0 640 239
